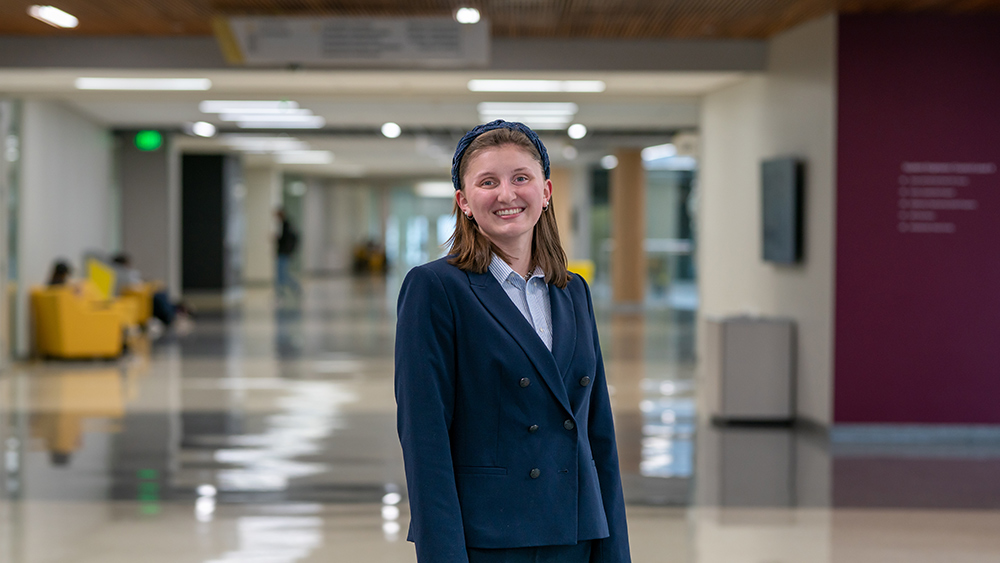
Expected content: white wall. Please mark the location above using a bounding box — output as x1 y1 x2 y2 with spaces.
302 181 378 275
118 134 179 296
242 167 280 283
301 179 331 273
18 100 115 355
698 14 837 425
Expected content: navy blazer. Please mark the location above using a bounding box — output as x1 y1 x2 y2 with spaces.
395 257 630 563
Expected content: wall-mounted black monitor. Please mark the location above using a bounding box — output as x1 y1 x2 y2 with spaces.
761 157 804 264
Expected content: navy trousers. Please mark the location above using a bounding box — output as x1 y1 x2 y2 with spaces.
467 541 592 563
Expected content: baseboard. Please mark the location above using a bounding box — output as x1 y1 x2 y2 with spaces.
830 424 1000 444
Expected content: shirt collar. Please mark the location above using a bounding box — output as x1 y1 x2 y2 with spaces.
488 254 544 286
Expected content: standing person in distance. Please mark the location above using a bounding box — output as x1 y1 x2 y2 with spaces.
395 120 631 563
274 208 302 298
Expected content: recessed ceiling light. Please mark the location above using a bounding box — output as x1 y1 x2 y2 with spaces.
468 80 605 93
567 123 587 139
75 77 211 91
200 100 300 113
562 146 578 160
455 7 480 24
190 121 217 138
381 122 402 138
601 155 619 170
28 5 78 29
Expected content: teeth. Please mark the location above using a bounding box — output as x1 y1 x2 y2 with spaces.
495 208 524 216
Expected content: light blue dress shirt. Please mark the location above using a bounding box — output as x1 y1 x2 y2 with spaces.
488 255 553 351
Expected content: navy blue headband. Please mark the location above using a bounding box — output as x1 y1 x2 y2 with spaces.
451 119 551 191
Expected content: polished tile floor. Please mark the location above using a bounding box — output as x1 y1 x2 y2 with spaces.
2 276 1000 562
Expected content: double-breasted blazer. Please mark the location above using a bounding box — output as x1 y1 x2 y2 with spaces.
394 257 631 563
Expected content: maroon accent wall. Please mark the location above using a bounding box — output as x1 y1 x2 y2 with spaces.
835 14 1000 423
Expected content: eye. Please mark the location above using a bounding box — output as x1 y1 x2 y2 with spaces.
514 175 529 183
479 179 496 187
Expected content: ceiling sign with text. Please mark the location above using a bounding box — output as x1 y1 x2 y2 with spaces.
217 16 490 68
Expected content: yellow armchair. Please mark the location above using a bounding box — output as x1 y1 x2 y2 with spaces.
567 259 596 283
79 281 141 328
31 286 123 359
120 282 155 325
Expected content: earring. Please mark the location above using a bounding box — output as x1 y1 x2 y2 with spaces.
542 201 550 210
465 213 474 220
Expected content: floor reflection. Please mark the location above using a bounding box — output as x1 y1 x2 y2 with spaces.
1 276 1000 563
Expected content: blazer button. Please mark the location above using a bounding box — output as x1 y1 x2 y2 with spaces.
579 376 591 387
563 419 575 430
528 424 539 433
519 377 531 388
529 468 541 479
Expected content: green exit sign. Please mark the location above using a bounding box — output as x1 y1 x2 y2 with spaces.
134 130 163 151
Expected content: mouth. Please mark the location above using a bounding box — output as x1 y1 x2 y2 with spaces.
493 207 525 218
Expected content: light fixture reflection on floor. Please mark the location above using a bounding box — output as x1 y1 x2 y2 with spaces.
381 505 400 520
382 520 401 540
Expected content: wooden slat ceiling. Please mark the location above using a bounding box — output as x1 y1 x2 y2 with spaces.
1 0 998 38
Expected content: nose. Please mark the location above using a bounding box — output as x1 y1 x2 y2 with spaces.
496 179 516 203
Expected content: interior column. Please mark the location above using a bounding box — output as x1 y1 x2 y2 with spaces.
611 148 646 305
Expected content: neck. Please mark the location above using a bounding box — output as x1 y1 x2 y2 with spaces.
493 237 533 278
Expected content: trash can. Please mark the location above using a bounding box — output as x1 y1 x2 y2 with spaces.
704 316 795 424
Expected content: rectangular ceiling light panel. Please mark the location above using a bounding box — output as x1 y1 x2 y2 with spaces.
415 182 455 198
477 102 579 114
200 100 300 113
468 80 605 93
237 116 326 129
477 102 578 129
28 5 78 28
222 135 309 152
275 150 334 164
75 78 212 91
219 113 318 122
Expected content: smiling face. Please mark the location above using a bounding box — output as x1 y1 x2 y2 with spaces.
456 144 552 256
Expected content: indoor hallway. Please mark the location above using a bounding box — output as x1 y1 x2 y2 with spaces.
1 276 999 563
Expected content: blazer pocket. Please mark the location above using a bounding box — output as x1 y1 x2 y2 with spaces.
454 465 508 475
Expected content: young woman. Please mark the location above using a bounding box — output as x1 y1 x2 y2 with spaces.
395 120 630 563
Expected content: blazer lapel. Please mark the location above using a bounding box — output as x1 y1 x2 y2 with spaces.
467 270 572 415
549 283 578 385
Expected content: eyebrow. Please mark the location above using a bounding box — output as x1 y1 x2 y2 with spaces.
473 167 534 179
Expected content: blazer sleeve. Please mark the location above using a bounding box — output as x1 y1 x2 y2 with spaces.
394 266 469 563
582 277 632 563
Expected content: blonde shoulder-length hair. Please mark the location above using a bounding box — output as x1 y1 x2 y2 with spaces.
447 128 569 288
